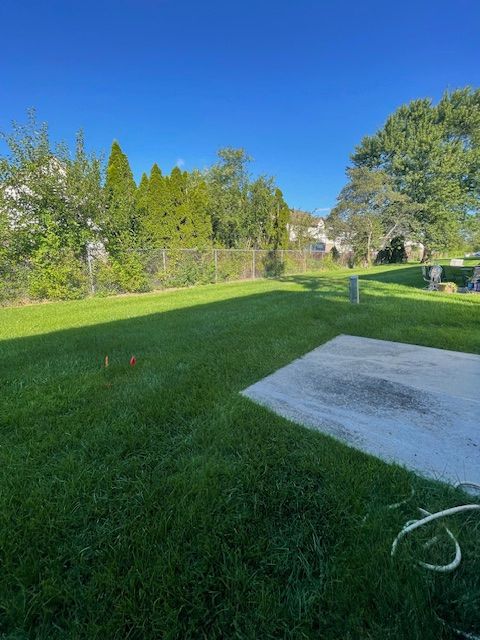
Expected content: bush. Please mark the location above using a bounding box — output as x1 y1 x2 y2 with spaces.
28 254 88 300
92 253 151 295
320 253 342 271
376 236 408 264
0 261 30 305
159 251 215 288
263 250 285 278
111 254 151 292
330 246 340 262
215 250 251 281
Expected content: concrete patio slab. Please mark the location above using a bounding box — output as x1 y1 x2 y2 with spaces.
242 335 480 485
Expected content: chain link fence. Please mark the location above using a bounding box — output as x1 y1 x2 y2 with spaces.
89 248 328 294
1 248 329 305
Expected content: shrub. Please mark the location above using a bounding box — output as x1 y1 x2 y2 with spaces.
216 250 250 281
159 251 215 288
0 260 30 305
111 253 151 292
262 250 285 278
92 253 151 295
330 246 340 262
320 252 342 271
28 253 88 300
376 236 408 264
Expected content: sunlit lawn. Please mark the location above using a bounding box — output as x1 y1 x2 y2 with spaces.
0 264 479 639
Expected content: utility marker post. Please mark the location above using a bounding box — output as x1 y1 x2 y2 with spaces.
349 275 359 303
86 244 95 295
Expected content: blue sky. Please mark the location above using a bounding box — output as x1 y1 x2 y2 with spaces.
1 0 479 212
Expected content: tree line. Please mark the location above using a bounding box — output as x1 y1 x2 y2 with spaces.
0 111 290 298
3 89 479 300
327 87 480 263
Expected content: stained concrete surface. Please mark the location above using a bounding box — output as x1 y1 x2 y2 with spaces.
242 335 480 485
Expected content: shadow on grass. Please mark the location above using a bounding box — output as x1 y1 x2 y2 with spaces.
280 264 428 292
358 264 425 289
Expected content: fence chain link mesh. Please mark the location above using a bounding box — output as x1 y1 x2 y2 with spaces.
1 248 330 304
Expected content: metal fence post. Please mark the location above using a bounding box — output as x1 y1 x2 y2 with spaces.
252 249 256 279
303 248 307 273
214 249 218 283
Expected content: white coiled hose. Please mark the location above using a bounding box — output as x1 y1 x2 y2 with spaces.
390 482 480 640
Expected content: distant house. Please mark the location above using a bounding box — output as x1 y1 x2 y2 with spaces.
287 210 336 252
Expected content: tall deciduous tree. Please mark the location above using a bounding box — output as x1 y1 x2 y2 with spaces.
205 148 290 249
246 176 275 248
206 147 250 247
327 167 416 264
351 88 480 259
0 111 104 298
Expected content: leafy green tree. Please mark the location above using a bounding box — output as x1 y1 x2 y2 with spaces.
244 178 290 249
462 213 480 251
175 178 212 248
245 176 275 248
101 141 149 291
206 148 250 247
288 210 318 249
352 88 480 259
0 111 104 299
205 148 290 249
28 216 88 299
327 167 416 264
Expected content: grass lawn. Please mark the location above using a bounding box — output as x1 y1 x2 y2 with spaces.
0 264 479 639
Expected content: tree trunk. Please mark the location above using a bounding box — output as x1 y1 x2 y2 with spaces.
365 232 372 266
421 245 431 263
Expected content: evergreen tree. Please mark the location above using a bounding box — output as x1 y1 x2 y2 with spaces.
136 172 149 212
103 141 137 254
168 167 187 207
136 172 150 246
142 163 175 247
175 178 212 248
270 189 290 249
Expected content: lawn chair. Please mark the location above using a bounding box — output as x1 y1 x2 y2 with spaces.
421 265 430 287
421 265 442 290
428 265 443 290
